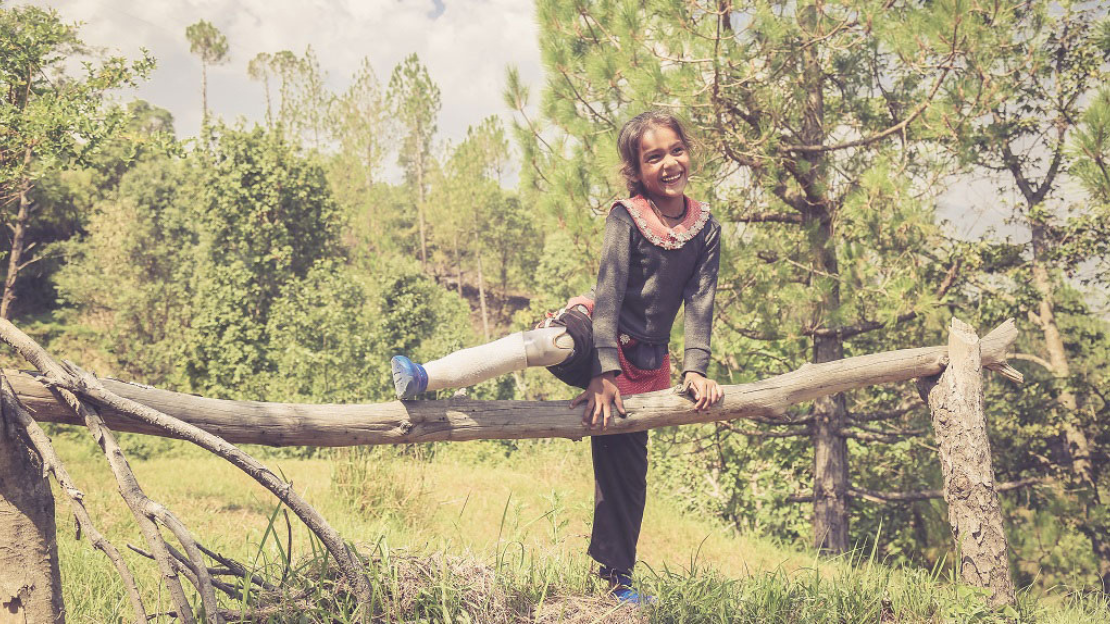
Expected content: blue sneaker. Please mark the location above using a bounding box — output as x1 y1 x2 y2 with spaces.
391 355 428 400
602 568 656 606
612 584 656 606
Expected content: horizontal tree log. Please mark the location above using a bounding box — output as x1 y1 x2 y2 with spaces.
9 321 1022 448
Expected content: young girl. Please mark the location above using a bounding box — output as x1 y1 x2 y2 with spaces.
391 110 723 604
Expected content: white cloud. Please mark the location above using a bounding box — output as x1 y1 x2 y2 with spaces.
17 0 543 150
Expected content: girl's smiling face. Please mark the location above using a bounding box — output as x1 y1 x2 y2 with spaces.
635 125 689 212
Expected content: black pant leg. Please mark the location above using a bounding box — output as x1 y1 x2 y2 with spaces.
587 430 649 573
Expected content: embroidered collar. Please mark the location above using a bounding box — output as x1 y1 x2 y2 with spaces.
614 195 711 250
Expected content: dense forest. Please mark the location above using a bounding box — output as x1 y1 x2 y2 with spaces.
2 0 1109 600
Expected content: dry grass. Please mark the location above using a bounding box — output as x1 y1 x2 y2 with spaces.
47 430 1110 623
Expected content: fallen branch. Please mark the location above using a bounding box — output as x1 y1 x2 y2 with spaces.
0 317 374 618
0 374 149 624
11 319 1024 447
50 379 212 623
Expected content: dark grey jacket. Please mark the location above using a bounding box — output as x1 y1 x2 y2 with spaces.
591 204 721 377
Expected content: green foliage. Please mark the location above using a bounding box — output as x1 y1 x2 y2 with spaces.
185 19 229 66
329 58 389 190
0 5 153 190
0 4 153 317
376 261 472 363
266 260 378 403
187 124 340 398
54 153 200 382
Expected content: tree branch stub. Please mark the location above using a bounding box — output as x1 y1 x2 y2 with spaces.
926 318 1017 607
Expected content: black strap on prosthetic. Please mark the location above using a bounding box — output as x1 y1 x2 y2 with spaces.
546 308 594 389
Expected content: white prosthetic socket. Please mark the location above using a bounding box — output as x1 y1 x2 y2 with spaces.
423 327 575 392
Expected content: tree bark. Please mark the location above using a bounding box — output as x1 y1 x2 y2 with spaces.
1 147 34 320
1029 221 1108 592
9 320 1022 448
416 127 428 272
796 0 849 554
919 318 1016 607
0 395 64 623
1 375 147 622
201 60 209 127
454 232 463 296
477 252 490 340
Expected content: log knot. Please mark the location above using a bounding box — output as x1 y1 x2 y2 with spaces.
951 474 972 499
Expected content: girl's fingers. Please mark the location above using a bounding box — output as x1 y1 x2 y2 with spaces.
582 399 596 425
615 392 627 416
571 391 587 408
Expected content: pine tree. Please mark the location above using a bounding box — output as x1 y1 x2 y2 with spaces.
519 0 1001 552
945 3 1110 590
388 54 441 272
184 19 229 126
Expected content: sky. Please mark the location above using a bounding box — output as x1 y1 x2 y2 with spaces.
20 0 545 148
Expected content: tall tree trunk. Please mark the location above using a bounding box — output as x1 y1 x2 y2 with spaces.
1 147 34 321
920 318 1016 607
798 0 849 554
263 74 272 127
201 61 209 127
454 232 463 296
1029 222 1109 592
0 399 64 622
415 128 429 272
477 252 490 340
813 332 849 552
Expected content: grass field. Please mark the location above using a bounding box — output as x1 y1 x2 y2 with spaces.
47 429 1109 623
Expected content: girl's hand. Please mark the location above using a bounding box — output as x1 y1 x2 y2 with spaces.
683 372 723 411
571 372 627 429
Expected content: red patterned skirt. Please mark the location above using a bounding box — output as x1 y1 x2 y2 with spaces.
614 336 671 396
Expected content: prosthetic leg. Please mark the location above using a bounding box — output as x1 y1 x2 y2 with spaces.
391 326 576 399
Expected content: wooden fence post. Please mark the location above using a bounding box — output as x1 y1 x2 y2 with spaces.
919 318 1016 607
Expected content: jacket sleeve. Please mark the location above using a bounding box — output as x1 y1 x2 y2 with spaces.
681 219 721 376
591 208 634 376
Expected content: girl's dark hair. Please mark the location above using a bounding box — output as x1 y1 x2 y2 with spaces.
616 110 696 197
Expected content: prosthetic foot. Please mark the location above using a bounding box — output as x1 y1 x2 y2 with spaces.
391 327 575 400
391 356 429 400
